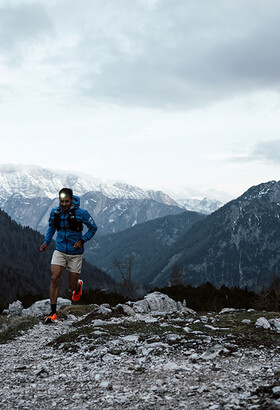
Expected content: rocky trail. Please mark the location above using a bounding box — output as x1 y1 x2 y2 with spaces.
1 292 280 409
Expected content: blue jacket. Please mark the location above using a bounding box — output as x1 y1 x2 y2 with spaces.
44 195 97 255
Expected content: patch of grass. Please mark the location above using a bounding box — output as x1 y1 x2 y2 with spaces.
48 325 102 350
49 319 187 350
71 308 113 327
190 311 280 348
48 308 280 352
99 321 186 337
58 304 95 319
0 316 40 344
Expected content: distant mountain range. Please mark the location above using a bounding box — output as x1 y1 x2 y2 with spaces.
0 165 221 236
0 164 180 205
177 198 224 214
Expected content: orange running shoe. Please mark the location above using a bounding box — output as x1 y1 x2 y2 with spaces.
44 313 57 324
72 279 83 302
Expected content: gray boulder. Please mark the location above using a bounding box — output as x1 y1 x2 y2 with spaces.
269 318 280 332
132 292 195 315
255 317 271 329
22 298 71 317
114 304 136 316
3 300 24 316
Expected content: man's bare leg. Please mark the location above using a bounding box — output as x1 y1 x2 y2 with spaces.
68 272 80 292
50 264 64 305
44 264 64 323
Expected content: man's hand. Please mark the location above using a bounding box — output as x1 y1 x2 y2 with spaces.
74 240 83 250
40 243 48 252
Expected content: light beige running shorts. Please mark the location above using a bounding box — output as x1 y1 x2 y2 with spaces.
51 250 83 274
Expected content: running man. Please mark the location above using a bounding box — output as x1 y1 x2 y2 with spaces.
40 188 97 324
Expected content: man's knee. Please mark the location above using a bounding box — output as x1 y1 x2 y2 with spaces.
51 265 64 285
51 275 60 287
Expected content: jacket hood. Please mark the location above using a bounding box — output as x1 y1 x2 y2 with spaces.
72 195 80 209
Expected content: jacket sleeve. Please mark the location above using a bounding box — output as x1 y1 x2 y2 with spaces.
80 210 98 243
44 209 57 244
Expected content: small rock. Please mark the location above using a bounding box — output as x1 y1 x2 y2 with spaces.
36 366 49 377
183 326 192 333
200 344 224 360
273 386 280 397
163 361 179 371
114 304 135 316
165 334 182 342
219 308 237 314
99 381 113 389
96 305 112 316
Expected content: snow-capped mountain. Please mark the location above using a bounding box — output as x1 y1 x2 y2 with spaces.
0 165 184 235
0 164 179 206
177 197 223 214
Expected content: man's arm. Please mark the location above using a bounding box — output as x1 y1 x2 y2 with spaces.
80 210 98 243
40 209 57 251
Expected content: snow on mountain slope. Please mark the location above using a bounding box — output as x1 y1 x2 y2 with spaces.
177 197 223 214
0 164 179 206
0 165 185 235
0 165 100 202
0 164 223 214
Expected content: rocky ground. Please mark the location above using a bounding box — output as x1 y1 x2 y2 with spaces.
1 292 280 409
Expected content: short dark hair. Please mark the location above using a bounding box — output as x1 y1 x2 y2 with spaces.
59 188 73 199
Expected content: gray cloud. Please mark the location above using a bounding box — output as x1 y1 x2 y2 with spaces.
229 140 280 164
75 0 280 108
1 0 279 108
251 139 280 163
0 3 53 64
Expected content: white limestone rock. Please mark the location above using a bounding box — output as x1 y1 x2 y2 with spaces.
96 305 112 317
272 386 280 396
269 318 280 332
255 317 271 329
22 297 71 316
6 300 24 316
132 292 195 315
219 308 238 314
200 344 224 360
114 304 136 316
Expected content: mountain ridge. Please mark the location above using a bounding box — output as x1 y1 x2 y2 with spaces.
147 180 280 289
84 210 206 281
0 164 179 205
0 164 189 235
0 164 222 214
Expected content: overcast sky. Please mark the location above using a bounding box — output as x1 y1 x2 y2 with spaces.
0 0 279 202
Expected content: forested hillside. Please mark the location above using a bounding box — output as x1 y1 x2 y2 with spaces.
85 210 206 282
148 181 280 290
0 209 115 306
